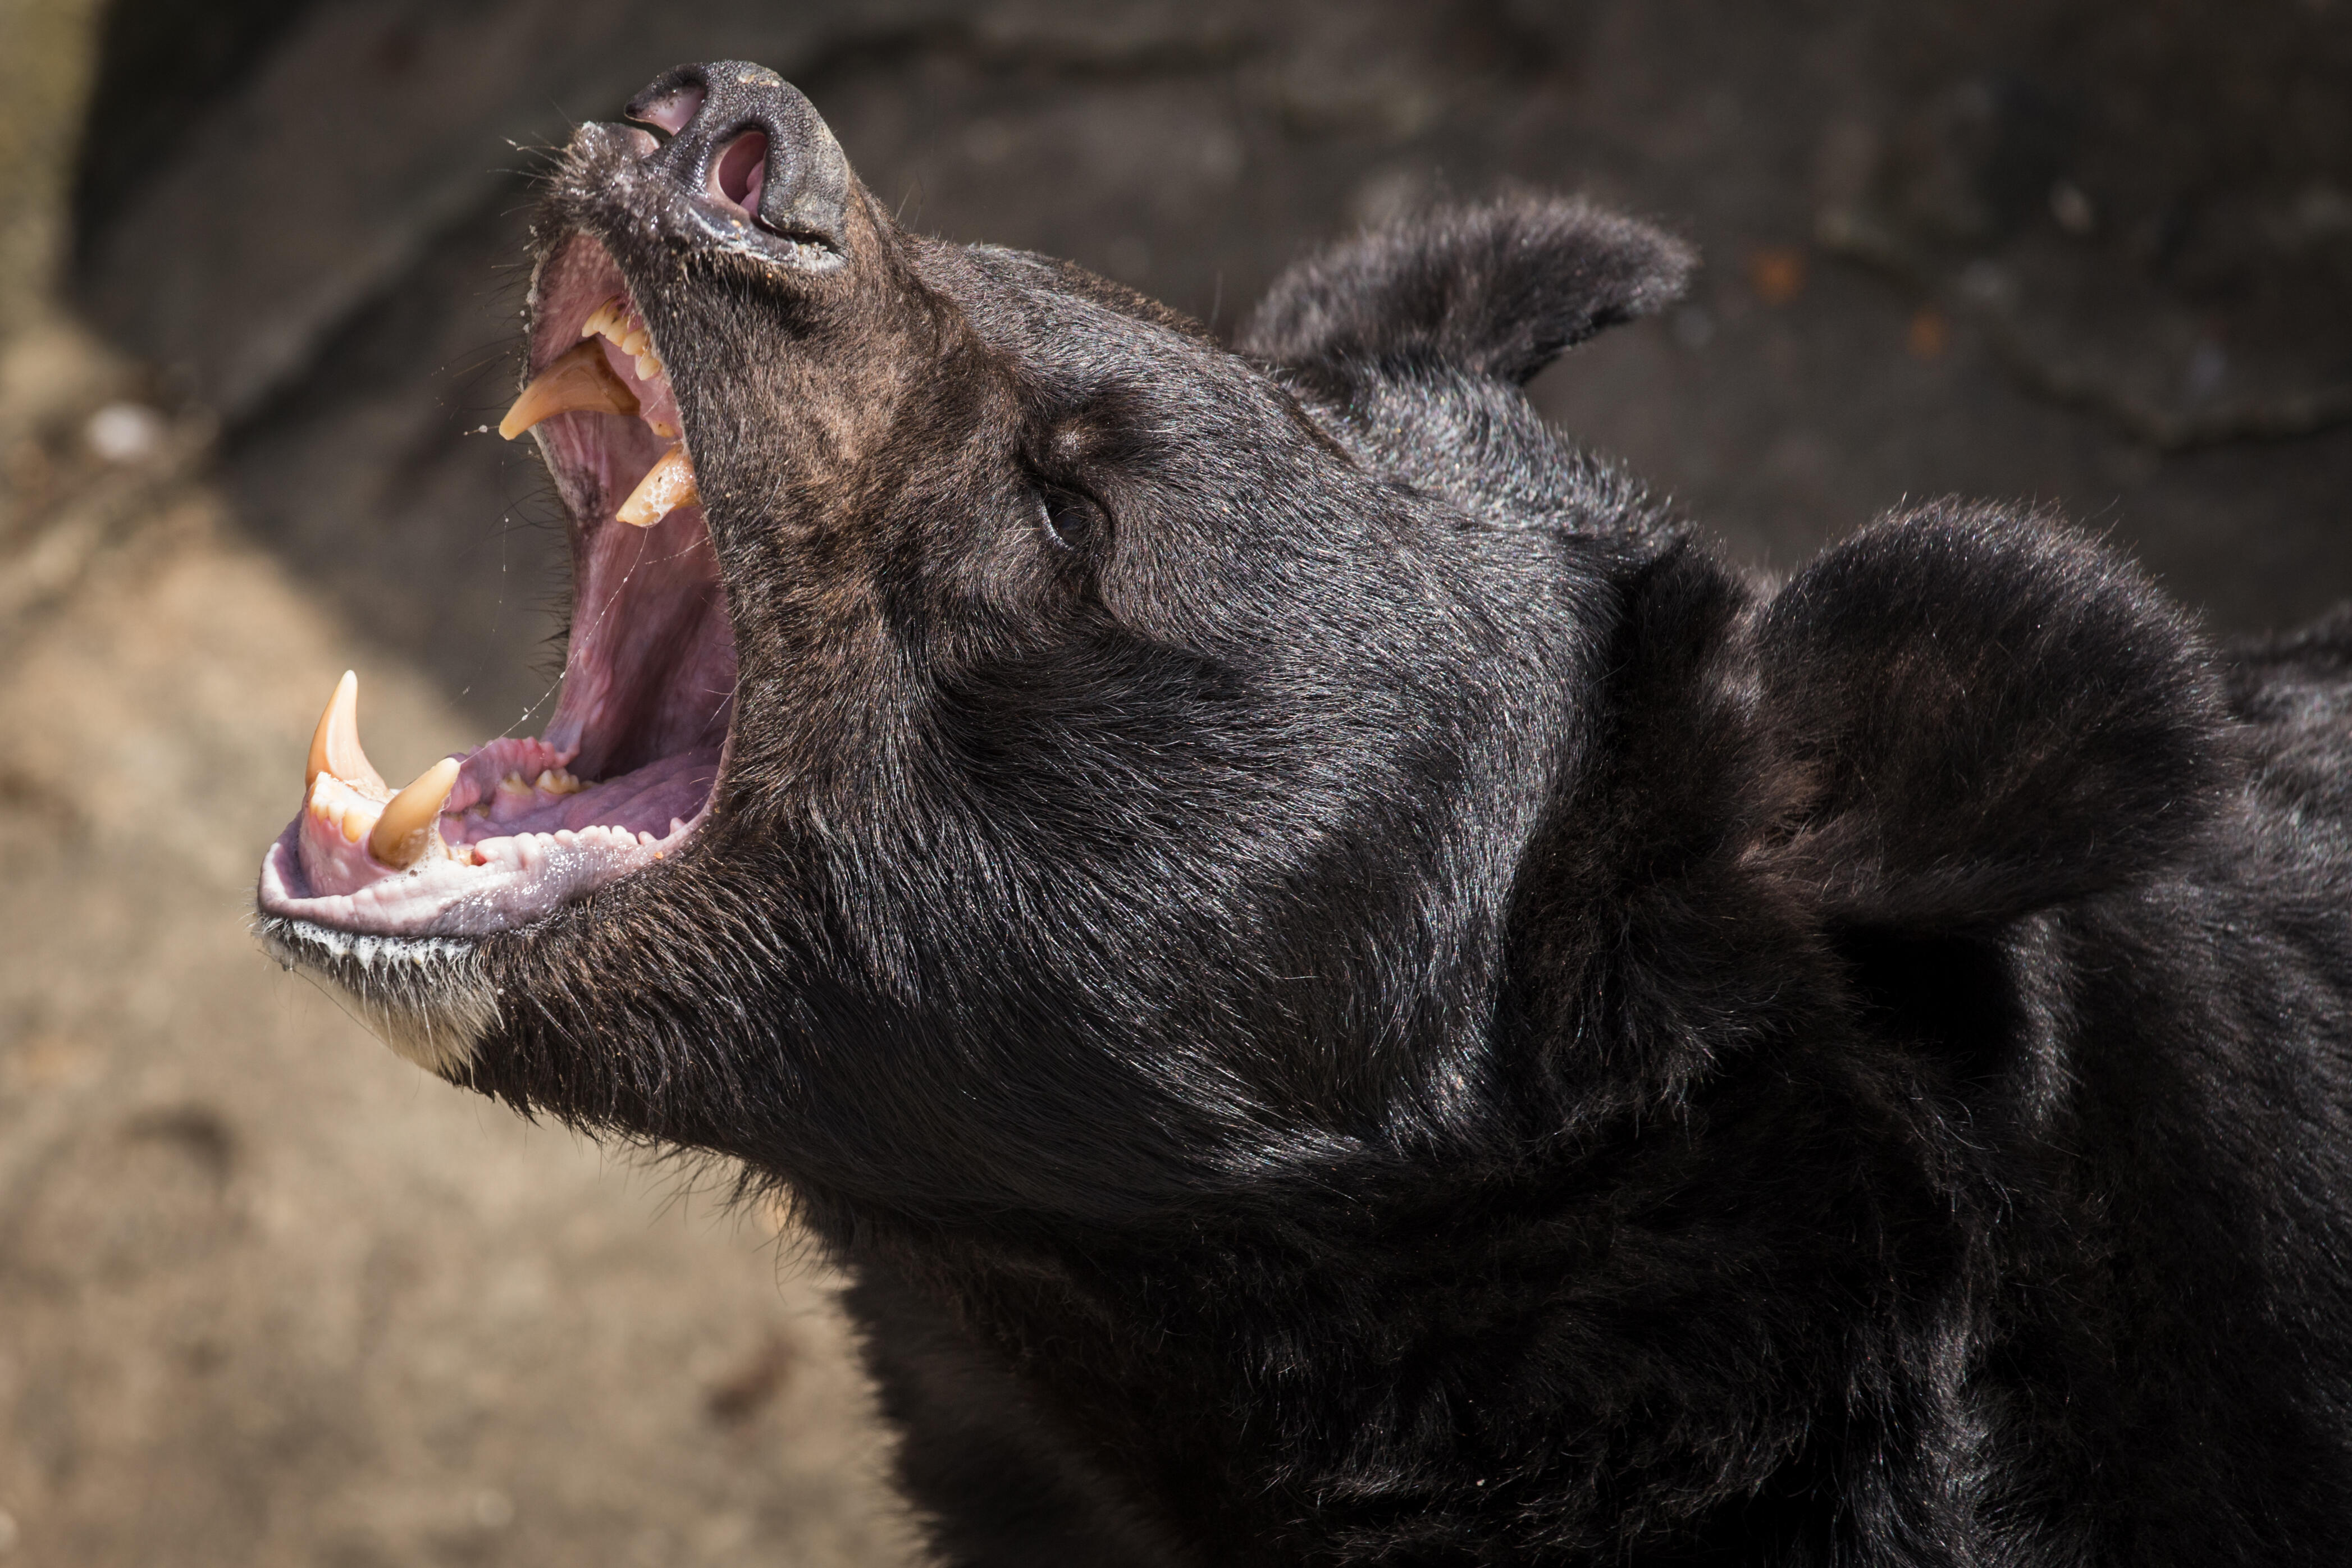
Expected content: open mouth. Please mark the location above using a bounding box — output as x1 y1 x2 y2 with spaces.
257 235 736 940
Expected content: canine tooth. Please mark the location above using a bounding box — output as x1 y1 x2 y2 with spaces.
616 444 698 527
500 339 641 438
307 670 388 796
369 757 461 868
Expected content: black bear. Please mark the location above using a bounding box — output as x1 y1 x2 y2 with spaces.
258 61 2352 1565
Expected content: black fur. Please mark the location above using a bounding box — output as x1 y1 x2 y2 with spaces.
287 68 2352 1565
1239 197 1696 388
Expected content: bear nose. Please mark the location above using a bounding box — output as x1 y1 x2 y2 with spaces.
624 62 851 253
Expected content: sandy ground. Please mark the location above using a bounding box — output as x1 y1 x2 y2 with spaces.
2 0 2349 1563
0 327 917 1566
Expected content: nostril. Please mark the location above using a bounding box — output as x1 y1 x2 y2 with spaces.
629 84 703 137
713 131 768 215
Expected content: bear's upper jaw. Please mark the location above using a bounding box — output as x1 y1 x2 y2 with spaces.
255 235 735 943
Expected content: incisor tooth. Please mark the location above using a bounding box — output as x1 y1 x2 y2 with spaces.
307 670 388 796
500 339 642 439
580 294 627 342
616 444 698 527
369 757 461 868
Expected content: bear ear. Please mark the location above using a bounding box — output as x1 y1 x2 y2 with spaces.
1237 196 1695 386
1757 505 2232 931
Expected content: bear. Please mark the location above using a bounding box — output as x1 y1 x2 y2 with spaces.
257 61 2352 1565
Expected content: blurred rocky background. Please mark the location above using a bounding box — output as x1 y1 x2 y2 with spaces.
2 1 2349 1564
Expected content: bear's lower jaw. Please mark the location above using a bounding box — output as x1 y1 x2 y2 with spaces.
254 235 737 945
256 917 497 1075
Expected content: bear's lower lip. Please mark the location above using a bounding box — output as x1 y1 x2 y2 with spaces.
257 235 736 941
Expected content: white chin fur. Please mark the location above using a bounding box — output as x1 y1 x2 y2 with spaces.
259 918 497 1077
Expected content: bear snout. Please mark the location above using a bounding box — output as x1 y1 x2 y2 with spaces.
622 62 852 255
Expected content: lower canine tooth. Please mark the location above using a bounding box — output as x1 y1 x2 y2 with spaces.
616 444 698 527
369 757 461 868
307 670 387 797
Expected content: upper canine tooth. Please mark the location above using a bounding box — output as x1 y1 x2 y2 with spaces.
369 757 462 868
616 444 699 528
307 670 389 797
500 340 642 439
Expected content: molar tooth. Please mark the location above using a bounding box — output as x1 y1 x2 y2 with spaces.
633 351 663 384
368 757 461 868
306 670 388 796
616 444 698 527
619 326 650 356
500 339 641 439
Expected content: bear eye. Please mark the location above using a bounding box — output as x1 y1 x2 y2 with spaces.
1036 486 1104 551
